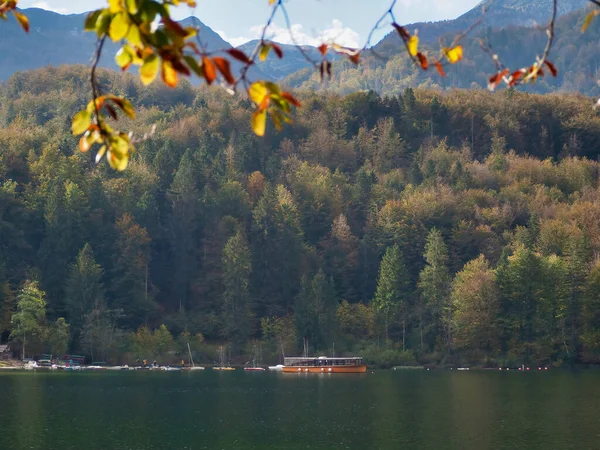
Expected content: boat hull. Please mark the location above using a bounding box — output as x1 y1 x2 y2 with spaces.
282 365 367 374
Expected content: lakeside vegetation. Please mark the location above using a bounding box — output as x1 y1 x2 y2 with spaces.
2 66 600 367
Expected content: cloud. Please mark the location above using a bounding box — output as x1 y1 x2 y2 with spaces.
220 19 361 48
31 1 68 14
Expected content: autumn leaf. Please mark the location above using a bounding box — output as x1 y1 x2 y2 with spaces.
109 12 130 41
271 42 283 58
203 56 216 85
582 10 599 33
445 45 463 64
408 36 419 57
318 44 328 56
281 92 301 108
213 57 235 85
259 43 271 62
417 52 428 70
252 109 267 136
227 48 252 65
162 60 178 88
544 60 558 77
13 11 29 33
249 82 269 106
140 54 160 85
434 61 446 77
72 111 92 135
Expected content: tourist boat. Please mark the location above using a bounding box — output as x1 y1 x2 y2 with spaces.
282 356 367 373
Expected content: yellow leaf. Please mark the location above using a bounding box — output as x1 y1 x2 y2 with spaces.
407 35 419 57
126 25 142 48
95 145 107 164
125 0 139 14
269 0 277 4
162 60 178 88
140 54 159 85
72 111 91 135
252 109 267 136
109 0 123 13
582 10 599 33
445 45 463 64
115 47 133 69
249 82 269 106
259 44 271 62
108 150 129 171
109 12 130 42
13 12 29 33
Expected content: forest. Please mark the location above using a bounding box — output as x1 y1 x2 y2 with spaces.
2 65 600 368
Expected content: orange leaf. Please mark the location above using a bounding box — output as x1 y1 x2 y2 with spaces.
203 56 216 85
318 44 328 56
13 11 29 33
349 53 360 65
434 61 446 77
417 52 428 70
162 60 178 88
281 92 301 108
212 57 235 85
488 68 509 91
544 60 558 77
227 48 252 65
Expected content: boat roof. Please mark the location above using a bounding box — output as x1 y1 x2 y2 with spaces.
284 356 363 360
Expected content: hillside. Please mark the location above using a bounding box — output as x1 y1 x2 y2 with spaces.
288 6 600 97
2 66 600 366
0 8 267 82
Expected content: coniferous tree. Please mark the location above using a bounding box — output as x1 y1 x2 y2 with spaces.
222 231 252 351
373 244 411 347
418 228 452 352
65 244 105 348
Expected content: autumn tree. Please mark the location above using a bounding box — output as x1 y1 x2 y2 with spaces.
10 281 47 360
451 255 500 357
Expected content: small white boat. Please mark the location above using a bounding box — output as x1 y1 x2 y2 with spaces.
268 364 284 371
161 366 182 371
189 366 205 371
457 367 470 371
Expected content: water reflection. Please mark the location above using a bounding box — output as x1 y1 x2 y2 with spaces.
1 370 599 450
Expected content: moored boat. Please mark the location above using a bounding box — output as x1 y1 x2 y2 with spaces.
282 356 367 373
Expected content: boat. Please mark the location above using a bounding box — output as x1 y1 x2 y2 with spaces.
268 364 284 371
160 366 182 371
187 342 205 371
212 346 235 371
244 344 265 371
282 356 367 373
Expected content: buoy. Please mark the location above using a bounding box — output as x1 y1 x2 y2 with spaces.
506 368 510 371
545 367 548 370
518 367 522 371
499 368 502 371
526 367 530 371
538 367 542 371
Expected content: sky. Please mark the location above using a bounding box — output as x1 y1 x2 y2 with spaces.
20 0 482 47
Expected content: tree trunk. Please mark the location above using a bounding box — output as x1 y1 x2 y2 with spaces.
402 316 406 352
22 333 26 360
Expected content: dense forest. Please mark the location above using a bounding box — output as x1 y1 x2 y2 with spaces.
2 65 600 367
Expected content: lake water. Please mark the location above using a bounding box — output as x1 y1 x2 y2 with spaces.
0 370 599 449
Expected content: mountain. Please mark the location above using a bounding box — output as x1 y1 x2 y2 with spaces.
286 5 600 98
0 8 267 82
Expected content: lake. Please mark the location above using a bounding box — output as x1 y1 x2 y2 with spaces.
0 370 599 449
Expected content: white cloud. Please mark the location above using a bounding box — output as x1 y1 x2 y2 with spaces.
221 19 361 49
216 30 253 48
31 1 68 14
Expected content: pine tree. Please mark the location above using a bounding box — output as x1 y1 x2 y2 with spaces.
222 231 252 351
373 244 411 348
65 244 105 348
418 228 452 352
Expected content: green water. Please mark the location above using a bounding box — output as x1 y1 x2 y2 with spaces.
0 370 599 450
